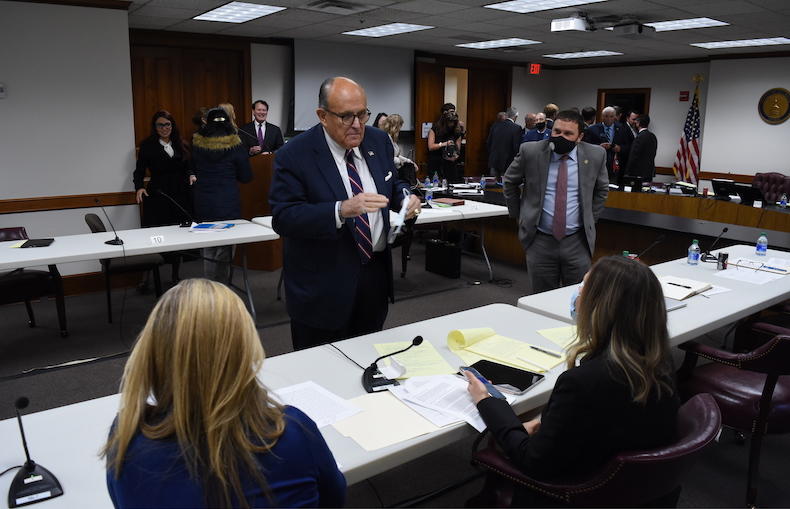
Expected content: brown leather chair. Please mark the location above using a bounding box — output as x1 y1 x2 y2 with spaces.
84 213 164 323
0 227 67 337
678 328 790 507
752 172 790 204
471 393 721 508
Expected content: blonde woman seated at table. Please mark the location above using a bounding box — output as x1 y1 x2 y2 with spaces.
466 256 679 506
104 279 345 508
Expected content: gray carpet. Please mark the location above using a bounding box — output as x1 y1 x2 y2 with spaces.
1 242 788 507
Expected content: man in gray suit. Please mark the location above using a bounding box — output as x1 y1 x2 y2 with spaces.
504 109 608 294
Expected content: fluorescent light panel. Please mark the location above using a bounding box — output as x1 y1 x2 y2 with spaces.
343 23 433 37
193 2 285 23
691 37 790 49
544 50 622 59
645 17 728 31
457 38 541 49
484 0 607 14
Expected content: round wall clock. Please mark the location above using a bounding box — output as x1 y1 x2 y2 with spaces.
758 88 790 125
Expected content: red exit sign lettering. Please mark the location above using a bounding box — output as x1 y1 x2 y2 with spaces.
529 63 542 75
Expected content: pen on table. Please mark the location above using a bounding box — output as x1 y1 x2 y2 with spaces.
529 345 562 358
667 282 692 289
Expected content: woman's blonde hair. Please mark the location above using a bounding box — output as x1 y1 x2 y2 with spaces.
103 279 285 508
381 113 404 141
218 102 238 129
567 256 674 404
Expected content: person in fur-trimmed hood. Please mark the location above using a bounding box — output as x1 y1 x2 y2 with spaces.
191 107 252 283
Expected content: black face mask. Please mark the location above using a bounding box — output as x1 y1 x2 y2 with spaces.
549 135 576 155
535 122 546 130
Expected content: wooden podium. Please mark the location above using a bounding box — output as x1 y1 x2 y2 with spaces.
235 153 283 270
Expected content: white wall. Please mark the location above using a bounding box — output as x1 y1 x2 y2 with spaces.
250 43 291 132
510 66 556 122
0 1 138 275
701 57 790 175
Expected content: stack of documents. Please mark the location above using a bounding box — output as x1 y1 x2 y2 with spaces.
374 341 456 379
272 381 360 428
728 257 790 275
447 328 565 373
658 275 712 300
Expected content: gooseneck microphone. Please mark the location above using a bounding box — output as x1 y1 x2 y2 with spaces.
8 397 63 507
637 233 666 261
702 227 729 262
94 198 123 245
362 336 423 393
155 189 198 227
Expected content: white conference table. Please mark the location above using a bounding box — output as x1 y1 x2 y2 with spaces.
0 220 279 320
518 244 790 346
0 303 569 507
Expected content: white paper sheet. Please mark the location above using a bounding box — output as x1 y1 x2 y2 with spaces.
272 381 361 428
714 268 784 285
700 285 732 296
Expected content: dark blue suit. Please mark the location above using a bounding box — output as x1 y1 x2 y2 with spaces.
522 128 550 143
270 124 409 343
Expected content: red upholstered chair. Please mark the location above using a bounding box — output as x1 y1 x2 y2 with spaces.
678 327 790 508
751 172 790 204
471 394 721 508
0 227 68 337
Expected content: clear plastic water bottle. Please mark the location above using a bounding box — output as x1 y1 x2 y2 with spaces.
424 177 431 188
756 232 768 256
441 178 448 189
432 172 440 188
687 239 701 265
781 194 787 208
425 187 433 205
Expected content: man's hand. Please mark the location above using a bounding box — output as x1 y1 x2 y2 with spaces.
523 417 541 435
405 194 422 219
135 188 148 203
464 370 491 404
341 193 389 218
613 144 621 153
189 175 197 185
600 142 611 150
249 145 262 155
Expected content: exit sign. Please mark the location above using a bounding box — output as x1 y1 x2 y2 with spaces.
529 63 542 75
679 90 689 101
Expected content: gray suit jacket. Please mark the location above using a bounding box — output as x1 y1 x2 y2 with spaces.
503 140 608 256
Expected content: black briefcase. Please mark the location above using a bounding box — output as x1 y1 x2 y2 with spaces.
425 239 461 278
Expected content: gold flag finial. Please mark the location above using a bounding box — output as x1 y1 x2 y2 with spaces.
692 74 704 84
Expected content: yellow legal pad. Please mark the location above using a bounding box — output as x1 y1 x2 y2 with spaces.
373 341 457 379
447 328 566 373
536 326 578 350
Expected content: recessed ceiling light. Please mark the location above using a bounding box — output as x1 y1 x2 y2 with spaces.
691 37 790 49
193 2 285 23
343 23 433 37
543 50 623 59
484 0 607 14
457 38 541 49
645 17 729 32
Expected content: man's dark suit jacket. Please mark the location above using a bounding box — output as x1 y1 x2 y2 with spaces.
477 354 679 483
582 124 602 145
486 119 523 177
589 122 632 174
626 129 658 179
239 121 285 152
269 125 409 330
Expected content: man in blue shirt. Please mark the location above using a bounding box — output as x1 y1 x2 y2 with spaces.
522 112 551 143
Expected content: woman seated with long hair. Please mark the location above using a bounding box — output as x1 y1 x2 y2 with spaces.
466 256 679 504
104 279 345 508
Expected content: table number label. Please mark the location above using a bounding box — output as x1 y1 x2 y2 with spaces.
150 235 165 246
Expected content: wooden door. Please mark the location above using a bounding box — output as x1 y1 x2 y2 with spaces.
130 45 185 147
414 61 445 177
467 67 510 177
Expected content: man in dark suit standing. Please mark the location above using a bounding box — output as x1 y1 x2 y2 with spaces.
504 110 608 294
581 106 601 145
588 106 631 185
625 115 658 180
487 107 523 178
270 77 421 350
239 100 285 156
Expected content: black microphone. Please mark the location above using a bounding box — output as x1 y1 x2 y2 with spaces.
94 198 123 245
8 397 63 507
362 336 423 393
702 227 729 262
637 233 666 261
155 189 198 227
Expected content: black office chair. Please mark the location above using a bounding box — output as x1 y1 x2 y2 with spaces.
84 213 164 323
0 227 68 337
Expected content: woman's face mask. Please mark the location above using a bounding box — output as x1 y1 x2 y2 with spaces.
569 283 583 322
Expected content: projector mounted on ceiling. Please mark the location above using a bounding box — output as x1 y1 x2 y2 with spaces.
612 22 656 38
551 14 592 32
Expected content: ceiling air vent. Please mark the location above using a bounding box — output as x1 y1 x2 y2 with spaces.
303 0 373 15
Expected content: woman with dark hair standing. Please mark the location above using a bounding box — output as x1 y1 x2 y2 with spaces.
191 107 252 283
104 279 346 508
133 111 195 282
372 112 388 129
467 256 679 505
427 103 464 183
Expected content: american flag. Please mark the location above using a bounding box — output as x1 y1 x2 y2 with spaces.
673 85 702 184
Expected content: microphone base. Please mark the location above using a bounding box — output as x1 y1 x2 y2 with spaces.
362 365 400 393
8 463 63 507
104 238 124 246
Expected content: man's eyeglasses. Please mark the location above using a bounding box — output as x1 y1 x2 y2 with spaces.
155 122 172 128
324 109 371 126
